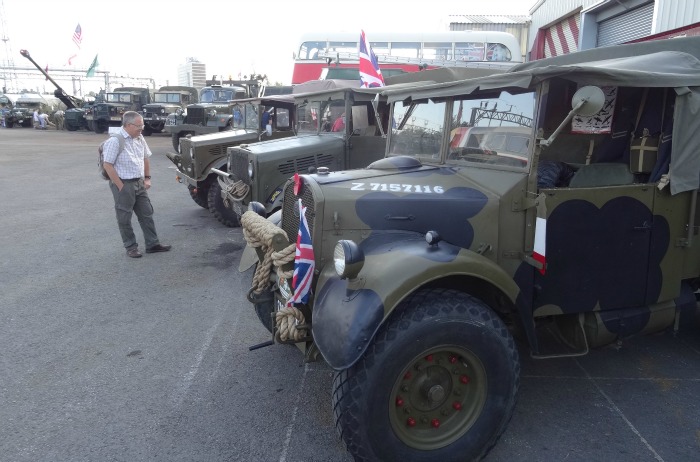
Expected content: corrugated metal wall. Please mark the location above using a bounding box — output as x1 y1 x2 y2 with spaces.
655 0 700 32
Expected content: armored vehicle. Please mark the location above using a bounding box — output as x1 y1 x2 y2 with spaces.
140 86 198 136
163 82 260 151
167 90 296 227
85 87 151 134
240 37 700 461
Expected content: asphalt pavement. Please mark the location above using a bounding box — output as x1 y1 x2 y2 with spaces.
0 127 698 462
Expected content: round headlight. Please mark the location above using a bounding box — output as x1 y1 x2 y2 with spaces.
248 160 254 179
334 240 364 280
208 109 217 117
160 108 165 114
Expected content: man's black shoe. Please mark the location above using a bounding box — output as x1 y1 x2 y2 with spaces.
146 244 172 253
127 248 143 258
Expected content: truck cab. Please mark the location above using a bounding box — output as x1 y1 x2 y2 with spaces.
85 87 151 133
141 86 198 136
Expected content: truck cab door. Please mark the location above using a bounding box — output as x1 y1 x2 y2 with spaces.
533 182 656 313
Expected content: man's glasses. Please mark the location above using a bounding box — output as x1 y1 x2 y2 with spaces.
130 123 145 129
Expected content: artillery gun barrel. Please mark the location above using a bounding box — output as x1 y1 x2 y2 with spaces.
19 49 83 109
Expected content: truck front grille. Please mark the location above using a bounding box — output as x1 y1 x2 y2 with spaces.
281 180 316 240
231 152 250 185
278 153 335 175
187 107 206 126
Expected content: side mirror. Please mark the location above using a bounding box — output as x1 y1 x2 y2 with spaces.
540 86 604 147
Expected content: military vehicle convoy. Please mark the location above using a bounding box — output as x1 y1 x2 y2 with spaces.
163 81 261 151
86 87 151 134
239 37 700 461
167 90 296 227
141 86 198 136
218 69 499 227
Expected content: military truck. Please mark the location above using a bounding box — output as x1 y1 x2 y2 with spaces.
166 90 296 227
239 37 700 461
140 86 198 136
220 68 502 226
3 93 62 128
163 81 260 151
85 87 151 134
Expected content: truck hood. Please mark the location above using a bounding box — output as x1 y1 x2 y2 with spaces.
305 156 525 249
233 134 344 156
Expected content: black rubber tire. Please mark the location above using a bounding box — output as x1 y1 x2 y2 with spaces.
207 180 241 227
5 121 13 128
247 264 275 333
188 184 209 209
142 126 153 136
94 120 107 134
171 133 181 152
332 288 520 462
65 122 77 131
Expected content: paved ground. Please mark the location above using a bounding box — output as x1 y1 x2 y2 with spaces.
0 127 699 462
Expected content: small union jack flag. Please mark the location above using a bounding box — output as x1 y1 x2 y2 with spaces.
72 24 82 48
359 30 385 88
287 199 315 305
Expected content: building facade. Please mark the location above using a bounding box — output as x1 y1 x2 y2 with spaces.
528 0 700 60
177 58 207 90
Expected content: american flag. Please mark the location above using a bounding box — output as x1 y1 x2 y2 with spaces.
287 199 315 306
72 24 82 48
359 30 385 88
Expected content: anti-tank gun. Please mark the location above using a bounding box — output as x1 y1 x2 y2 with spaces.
19 49 89 131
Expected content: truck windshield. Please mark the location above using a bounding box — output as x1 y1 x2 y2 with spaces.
389 90 536 169
106 93 133 103
296 97 345 135
200 89 235 103
154 93 182 103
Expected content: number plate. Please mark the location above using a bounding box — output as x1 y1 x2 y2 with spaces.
110 116 121 121
165 118 177 126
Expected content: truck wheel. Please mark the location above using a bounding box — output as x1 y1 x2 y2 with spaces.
65 122 77 131
142 126 153 136
207 180 241 227
332 288 519 462
5 121 13 128
94 121 107 134
188 184 209 209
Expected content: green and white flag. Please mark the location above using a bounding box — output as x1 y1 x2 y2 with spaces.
86 54 99 77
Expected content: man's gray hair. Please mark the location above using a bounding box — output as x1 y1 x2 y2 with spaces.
122 111 142 126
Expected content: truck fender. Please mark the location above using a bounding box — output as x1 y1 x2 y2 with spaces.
312 233 520 370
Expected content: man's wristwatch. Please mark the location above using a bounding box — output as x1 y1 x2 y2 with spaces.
145 176 151 179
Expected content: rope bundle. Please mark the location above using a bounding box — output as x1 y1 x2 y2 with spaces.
241 211 308 342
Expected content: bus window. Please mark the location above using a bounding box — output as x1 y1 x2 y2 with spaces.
423 42 452 60
370 42 389 57
329 41 357 55
299 41 326 60
455 42 485 61
486 43 512 61
390 41 420 59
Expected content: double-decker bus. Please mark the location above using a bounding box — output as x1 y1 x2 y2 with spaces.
292 31 523 84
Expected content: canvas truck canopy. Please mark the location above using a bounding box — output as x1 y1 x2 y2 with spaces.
382 51 700 195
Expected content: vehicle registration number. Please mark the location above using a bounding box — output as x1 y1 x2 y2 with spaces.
110 116 121 121
165 118 176 126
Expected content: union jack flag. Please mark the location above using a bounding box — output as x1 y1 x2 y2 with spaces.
72 24 82 48
359 30 385 88
287 199 315 305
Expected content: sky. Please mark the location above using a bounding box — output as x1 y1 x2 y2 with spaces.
1 0 533 95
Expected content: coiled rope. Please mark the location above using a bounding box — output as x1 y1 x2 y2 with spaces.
241 211 307 342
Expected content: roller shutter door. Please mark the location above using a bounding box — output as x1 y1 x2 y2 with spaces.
597 2 654 46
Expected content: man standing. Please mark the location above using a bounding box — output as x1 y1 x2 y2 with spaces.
33 108 40 129
101 111 171 258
